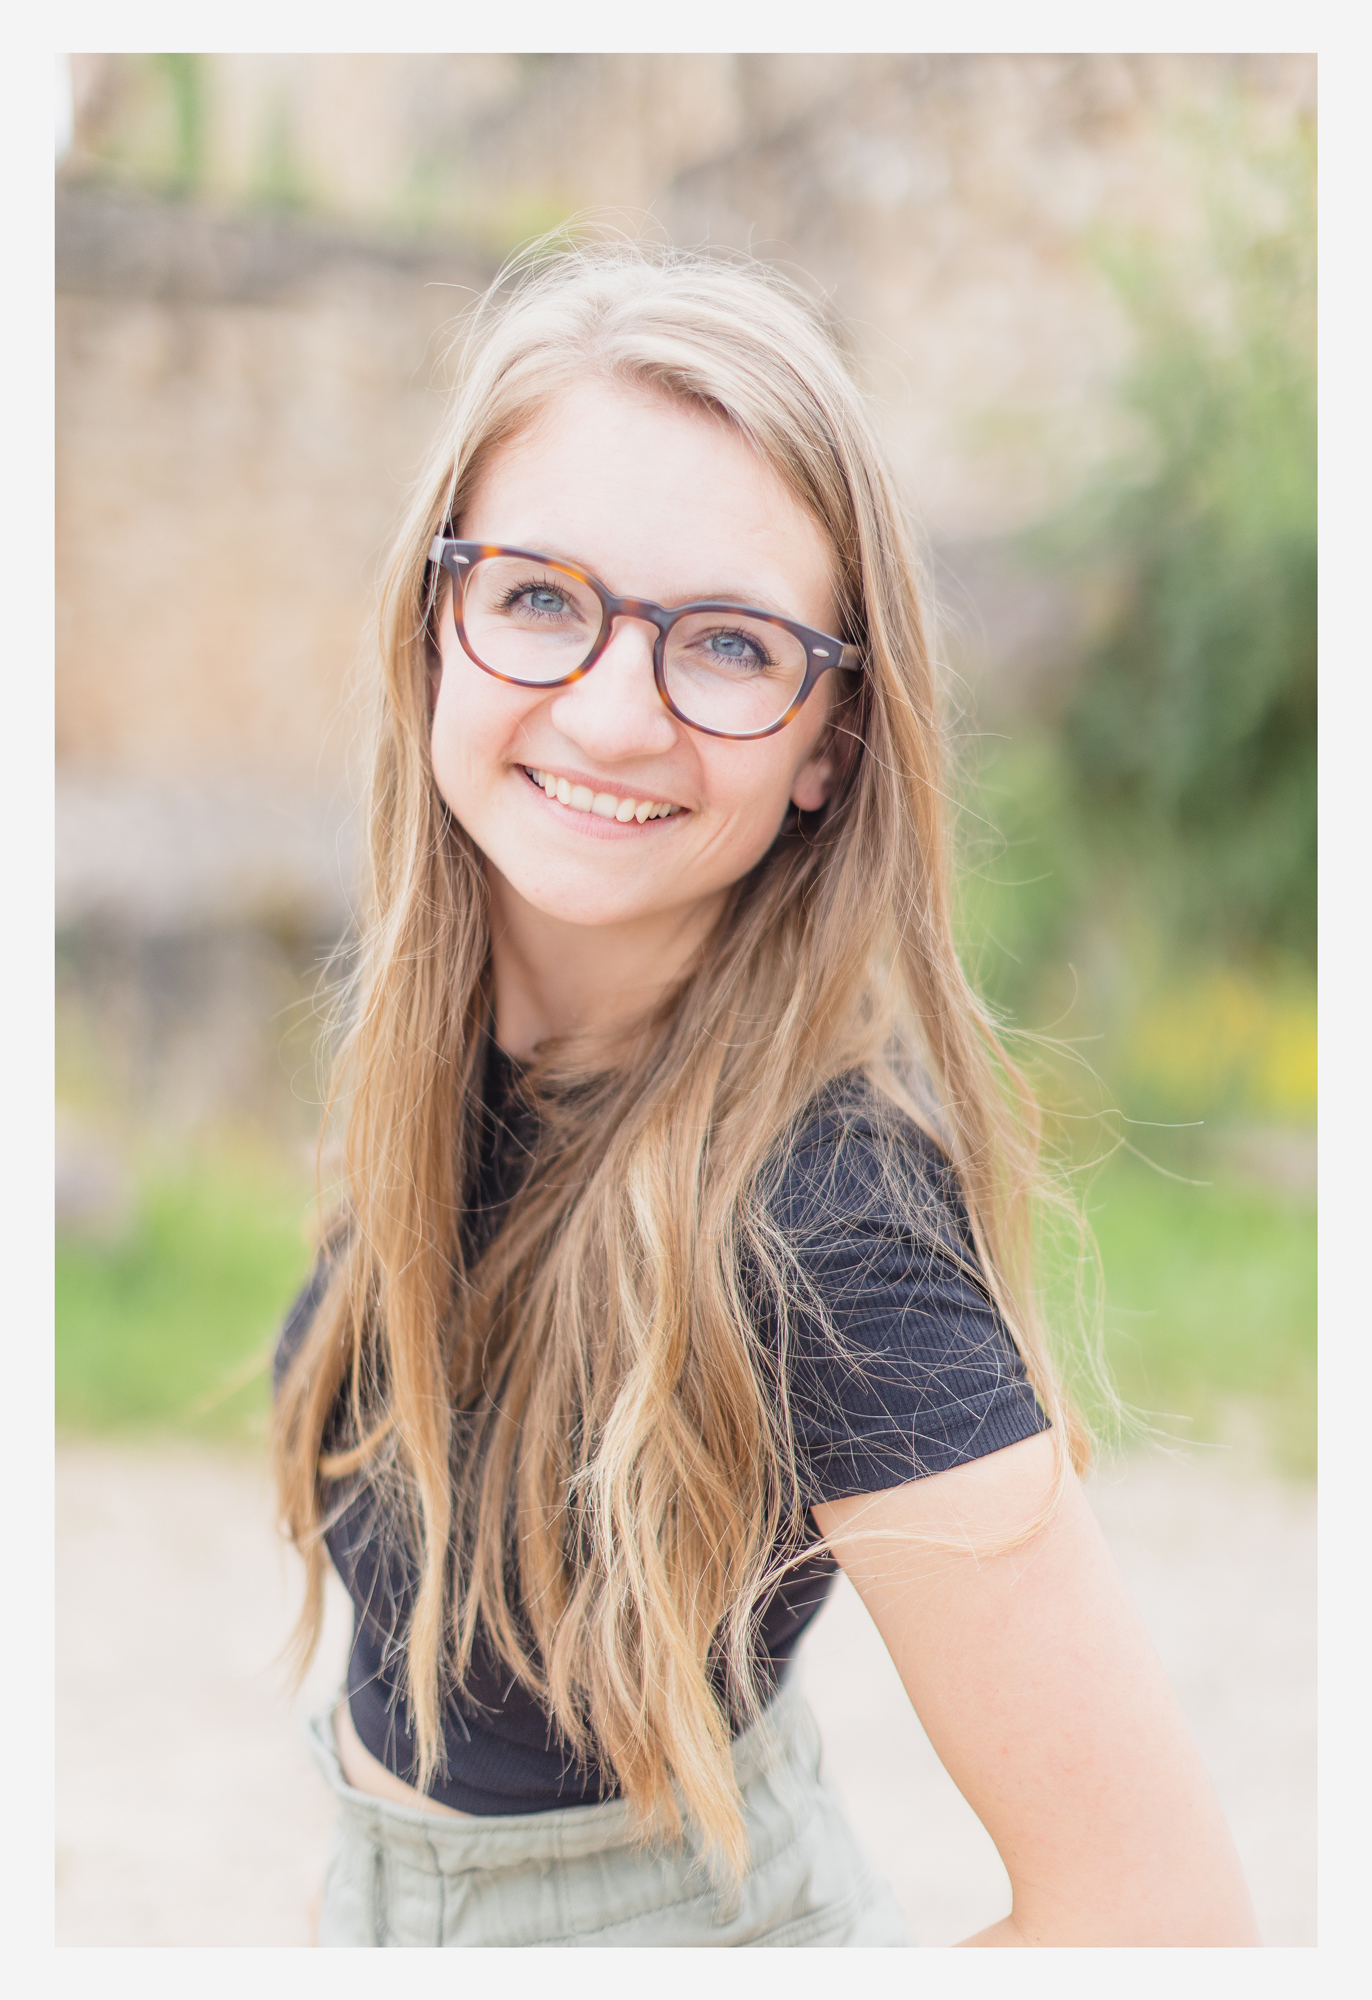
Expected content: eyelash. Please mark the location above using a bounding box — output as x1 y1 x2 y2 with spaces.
697 627 775 669
497 576 569 612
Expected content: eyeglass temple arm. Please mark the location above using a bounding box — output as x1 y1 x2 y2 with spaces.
429 537 469 565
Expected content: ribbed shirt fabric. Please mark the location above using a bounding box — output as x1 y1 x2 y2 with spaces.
274 1045 1048 1815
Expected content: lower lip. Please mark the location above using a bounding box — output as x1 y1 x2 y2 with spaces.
517 769 688 841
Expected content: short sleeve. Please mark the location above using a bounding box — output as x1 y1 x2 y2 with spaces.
759 1085 1049 1505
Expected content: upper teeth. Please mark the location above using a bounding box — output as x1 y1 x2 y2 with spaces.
526 769 683 823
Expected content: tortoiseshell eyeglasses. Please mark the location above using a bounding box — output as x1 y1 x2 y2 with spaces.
428 538 861 741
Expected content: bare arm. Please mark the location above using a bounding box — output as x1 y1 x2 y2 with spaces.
811 1431 1259 1945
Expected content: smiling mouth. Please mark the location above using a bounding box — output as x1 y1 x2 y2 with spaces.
522 767 686 824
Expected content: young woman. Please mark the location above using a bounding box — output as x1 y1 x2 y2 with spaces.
273 242 1259 1947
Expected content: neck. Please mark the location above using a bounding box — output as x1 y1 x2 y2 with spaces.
485 867 727 1061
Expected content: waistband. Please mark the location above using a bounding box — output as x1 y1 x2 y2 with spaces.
305 1675 814 1875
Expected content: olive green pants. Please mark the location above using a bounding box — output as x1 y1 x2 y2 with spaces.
306 1680 914 1947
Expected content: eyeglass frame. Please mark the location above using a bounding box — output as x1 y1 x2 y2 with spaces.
427 536 862 742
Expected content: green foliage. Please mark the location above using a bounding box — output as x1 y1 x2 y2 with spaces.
84 55 209 198
150 55 206 197
956 731 1089 1024
1044 118 1316 962
251 87 312 212
957 729 1318 1125
56 1145 314 1442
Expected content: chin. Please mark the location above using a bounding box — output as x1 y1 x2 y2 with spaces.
526 889 663 929
491 863 655 930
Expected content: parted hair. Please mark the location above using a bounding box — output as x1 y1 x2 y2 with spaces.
272 237 1090 1873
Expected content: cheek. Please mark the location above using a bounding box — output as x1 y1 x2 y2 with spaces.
430 665 465 760
700 747 805 855
429 665 507 811
433 644 523 752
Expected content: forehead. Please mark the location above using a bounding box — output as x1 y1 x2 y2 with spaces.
459 376 839 626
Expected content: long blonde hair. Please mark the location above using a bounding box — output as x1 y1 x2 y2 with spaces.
274 238 1090 1871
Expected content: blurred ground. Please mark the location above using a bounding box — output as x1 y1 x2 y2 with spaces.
55 1437 1314 1947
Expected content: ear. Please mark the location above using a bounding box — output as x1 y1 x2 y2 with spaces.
793 671 865 812
789 735 838 814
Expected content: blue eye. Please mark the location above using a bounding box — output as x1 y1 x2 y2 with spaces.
497 581 573 618
698 628 774 669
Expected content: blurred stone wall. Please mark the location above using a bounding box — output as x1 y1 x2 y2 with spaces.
56 191 490 898
54 189 489 1152
55 190 494 788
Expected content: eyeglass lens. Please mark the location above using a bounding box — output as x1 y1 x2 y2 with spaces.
459 555 810 735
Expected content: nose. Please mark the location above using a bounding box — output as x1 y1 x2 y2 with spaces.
546 614 679 760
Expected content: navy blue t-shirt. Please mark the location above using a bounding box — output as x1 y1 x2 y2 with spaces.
274 1044 1047 1814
